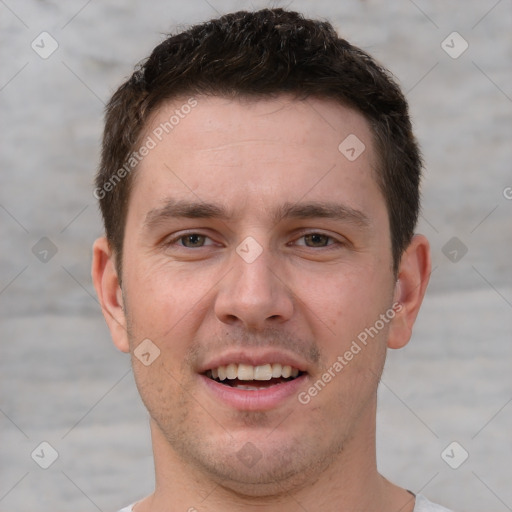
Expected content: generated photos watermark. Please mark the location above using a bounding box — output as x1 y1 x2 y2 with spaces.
298 301 403 405
93 97 198 200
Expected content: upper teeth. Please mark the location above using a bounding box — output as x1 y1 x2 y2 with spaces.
208 363 300 381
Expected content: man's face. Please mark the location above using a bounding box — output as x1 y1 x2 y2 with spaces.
119 96 397 490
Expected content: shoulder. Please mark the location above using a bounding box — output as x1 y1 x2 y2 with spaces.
414 494 455 512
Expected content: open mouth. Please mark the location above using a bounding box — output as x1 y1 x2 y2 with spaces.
204 363 305 391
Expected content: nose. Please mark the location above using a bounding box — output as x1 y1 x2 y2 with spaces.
214 244 294 331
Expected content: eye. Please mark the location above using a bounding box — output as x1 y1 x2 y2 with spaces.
180 234 207 247
168 233 216 248
295 233 336 248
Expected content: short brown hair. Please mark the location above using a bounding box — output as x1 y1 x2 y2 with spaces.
96 8 422 278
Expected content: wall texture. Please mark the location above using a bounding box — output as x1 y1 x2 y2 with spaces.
1 1 511 510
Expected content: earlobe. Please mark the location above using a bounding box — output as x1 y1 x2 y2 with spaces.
91 237 130 353
387 235 431 350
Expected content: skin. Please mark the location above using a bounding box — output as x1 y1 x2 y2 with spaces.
92 95 431 512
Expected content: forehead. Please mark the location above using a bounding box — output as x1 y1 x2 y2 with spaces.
142 94 374 159
130 95 383 223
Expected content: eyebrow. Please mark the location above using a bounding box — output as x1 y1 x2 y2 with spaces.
143 199 370 230
273 201 370 227
144 200 231 230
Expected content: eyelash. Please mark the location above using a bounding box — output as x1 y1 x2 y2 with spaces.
164 231 344 249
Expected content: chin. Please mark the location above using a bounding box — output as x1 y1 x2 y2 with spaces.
167 426 339 497
201 455 322 498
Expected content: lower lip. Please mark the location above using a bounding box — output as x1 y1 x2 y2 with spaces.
200 374 307 411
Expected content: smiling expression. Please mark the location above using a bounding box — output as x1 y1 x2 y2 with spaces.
102 94 404 492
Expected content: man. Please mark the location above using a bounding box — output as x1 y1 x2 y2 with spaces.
92 8 452 512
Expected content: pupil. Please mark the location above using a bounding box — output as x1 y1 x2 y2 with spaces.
306 234 327 247
183 234 204 247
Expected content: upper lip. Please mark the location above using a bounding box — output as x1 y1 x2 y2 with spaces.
197 349 309 374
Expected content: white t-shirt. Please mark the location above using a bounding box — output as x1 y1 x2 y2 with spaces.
118 493 454 511
414 494 454 511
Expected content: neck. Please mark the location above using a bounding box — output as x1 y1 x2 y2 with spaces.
137 401 415 512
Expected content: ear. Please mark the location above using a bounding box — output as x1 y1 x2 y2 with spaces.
91 237 130 353
387 234 431 350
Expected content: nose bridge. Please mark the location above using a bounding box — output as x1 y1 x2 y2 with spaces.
232 240 277 306
214 238 293 328
236 244 273 294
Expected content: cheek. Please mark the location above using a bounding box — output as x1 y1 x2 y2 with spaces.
131 354 195 439
294 263 393 353
123 258 213 345
301 262 383 315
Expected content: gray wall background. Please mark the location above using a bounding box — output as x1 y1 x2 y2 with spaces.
1 1 511 510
